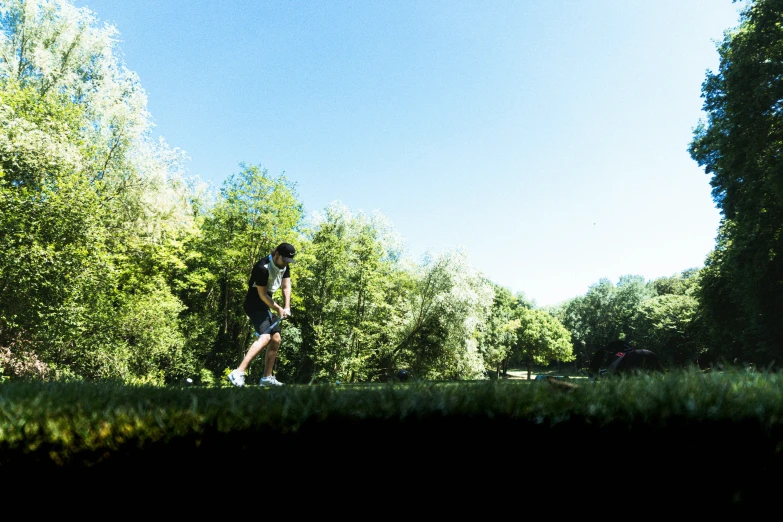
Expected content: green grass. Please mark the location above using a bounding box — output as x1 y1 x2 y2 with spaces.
1 369 781 513
2 368 783 455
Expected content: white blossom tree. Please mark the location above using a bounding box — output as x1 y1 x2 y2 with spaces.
0 0 194 237
0 0 199 383
395 248 495 380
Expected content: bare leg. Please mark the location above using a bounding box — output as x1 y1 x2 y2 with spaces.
238 334 271 373
263 333 282 377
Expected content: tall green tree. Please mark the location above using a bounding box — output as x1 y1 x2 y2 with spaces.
478 283 519 378
0 80 108 378
0 0 203 383
557 275 653 370
394 249 494 380
631 294 702 368
614 274 654 338
559 278 619 364
512 308 574 379
293 203 353 383
632 268 707 368
293 203 409 383
689 0 783 365
648 268 701 297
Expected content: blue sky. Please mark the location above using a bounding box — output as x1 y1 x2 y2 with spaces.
75 0 745 307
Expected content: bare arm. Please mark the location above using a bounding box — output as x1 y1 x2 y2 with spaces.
281 277 292 317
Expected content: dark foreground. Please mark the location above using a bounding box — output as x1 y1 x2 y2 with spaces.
3 416 779 515
1 376 781 515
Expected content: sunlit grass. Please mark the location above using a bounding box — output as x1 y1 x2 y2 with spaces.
1 367 782 468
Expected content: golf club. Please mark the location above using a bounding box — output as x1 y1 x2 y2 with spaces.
255 314 286 337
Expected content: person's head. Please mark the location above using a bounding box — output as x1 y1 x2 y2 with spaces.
272 242 296 268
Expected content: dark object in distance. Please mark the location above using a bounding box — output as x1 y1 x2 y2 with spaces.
588 340 664 376
606 348 664 375
396 369 410 382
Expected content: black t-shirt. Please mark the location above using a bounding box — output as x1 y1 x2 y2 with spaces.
243 255 291 312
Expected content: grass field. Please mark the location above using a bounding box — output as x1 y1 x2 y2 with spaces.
501 365 589 380
1 369 781 514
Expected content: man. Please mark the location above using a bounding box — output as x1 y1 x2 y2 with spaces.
228 242 295 387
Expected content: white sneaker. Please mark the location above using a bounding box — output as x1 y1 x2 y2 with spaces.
228 369 246 387
259 375 284 387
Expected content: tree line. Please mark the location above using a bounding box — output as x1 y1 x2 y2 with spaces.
0 0 780 385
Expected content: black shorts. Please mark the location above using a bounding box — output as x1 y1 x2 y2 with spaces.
245 307 281 336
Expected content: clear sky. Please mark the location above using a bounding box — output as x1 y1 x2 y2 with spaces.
74 0 745 307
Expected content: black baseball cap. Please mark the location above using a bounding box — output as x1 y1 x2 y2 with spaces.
276 242 296 262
